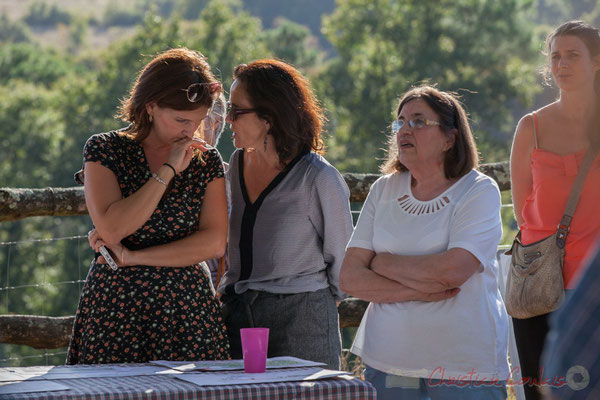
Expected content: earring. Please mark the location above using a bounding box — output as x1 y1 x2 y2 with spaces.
149 114 153 123
264 135 268 152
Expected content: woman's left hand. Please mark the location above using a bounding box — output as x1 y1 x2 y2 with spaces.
87 229 129 267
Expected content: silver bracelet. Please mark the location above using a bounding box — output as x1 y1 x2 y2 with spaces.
152 172 167 186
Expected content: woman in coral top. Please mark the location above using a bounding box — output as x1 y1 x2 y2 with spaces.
510 20 600 400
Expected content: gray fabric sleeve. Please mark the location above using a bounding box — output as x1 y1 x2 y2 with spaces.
309 165 353 301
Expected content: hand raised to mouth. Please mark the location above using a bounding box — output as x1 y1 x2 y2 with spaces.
191 138 215 151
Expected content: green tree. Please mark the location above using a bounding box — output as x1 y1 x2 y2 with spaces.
68 15 89 53
0 43 76 87
261 17 322 71
185 0 270 159
92 11 184 124
0 13 32 43
187 0 269 83
537 0 600 26
174 0 209 19
319 0 541 172
23 2 72 28
0 82 66 187
0 78 94 366
242 0 336 51
102 0 144 27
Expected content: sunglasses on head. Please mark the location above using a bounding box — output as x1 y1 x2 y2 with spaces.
183 82 222 103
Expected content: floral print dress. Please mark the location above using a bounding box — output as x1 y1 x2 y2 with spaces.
67 130 230 364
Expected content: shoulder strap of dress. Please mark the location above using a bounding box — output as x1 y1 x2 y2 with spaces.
531 111 539 149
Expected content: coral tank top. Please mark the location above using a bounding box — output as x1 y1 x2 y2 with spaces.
520 113 600 288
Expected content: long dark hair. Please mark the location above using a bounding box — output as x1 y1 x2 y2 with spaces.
232 59 325 165
544 20 600 144
381 85 479 178
544 20 600 96
118 48 219 142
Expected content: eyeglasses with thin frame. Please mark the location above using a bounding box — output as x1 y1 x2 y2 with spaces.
183 82 222 103
392 118 441 133
226 102 260 121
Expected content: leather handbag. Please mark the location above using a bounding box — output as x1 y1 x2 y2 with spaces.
505 139 600 319
504 230 565 318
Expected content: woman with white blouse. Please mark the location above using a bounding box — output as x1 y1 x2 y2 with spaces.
340 85 509 399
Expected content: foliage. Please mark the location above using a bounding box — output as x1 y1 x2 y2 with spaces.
94 12 183 117
261 18 322 71
68 15 89 53
0 82 66 187
188 0 269 84
536 0 600 26
0 0 592 367
0 43 76 87
242 0 335 51
174 0 209 19
23 2 72 28
137 0 177 19
0 14 33 43
102 1 144 27
319 0 541 172
184 0 271 159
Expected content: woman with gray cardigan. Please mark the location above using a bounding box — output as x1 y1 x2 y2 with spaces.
218 59 353 370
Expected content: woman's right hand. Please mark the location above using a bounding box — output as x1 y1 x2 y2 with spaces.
87 229 129 267
166 137 211 174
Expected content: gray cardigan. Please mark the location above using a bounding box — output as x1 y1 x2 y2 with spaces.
219 149 352 301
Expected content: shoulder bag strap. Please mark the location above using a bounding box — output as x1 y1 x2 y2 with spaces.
556 138 600 248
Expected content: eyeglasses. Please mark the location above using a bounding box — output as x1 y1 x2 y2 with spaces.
183 82 222 103
392 118 441 133
226 102 260 121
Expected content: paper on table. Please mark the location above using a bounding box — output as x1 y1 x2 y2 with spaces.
0 381 70 395
0 364 168 381
151 356 325 372
173 367 349 386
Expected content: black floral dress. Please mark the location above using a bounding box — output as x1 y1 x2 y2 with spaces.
67 130 230 364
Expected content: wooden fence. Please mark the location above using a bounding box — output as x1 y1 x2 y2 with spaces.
0 162 510 349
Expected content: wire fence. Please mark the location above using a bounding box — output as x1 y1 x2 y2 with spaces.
0 202 516 367
0 233 92 367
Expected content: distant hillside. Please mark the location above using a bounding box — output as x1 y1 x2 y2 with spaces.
0 0 335 51
242 0 335 50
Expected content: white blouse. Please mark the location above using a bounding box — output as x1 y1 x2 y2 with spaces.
348 169 509 381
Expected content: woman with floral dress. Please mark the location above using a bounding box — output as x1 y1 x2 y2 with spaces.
67 48 230 364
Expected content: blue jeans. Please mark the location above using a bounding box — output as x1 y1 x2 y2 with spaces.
364 365 507 400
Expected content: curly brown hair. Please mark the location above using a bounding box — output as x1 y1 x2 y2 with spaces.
232 59 326 165
117 48 219 142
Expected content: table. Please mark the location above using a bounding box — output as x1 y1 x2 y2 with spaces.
1 365 376 400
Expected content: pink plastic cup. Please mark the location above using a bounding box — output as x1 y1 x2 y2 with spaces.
240 327 269 373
